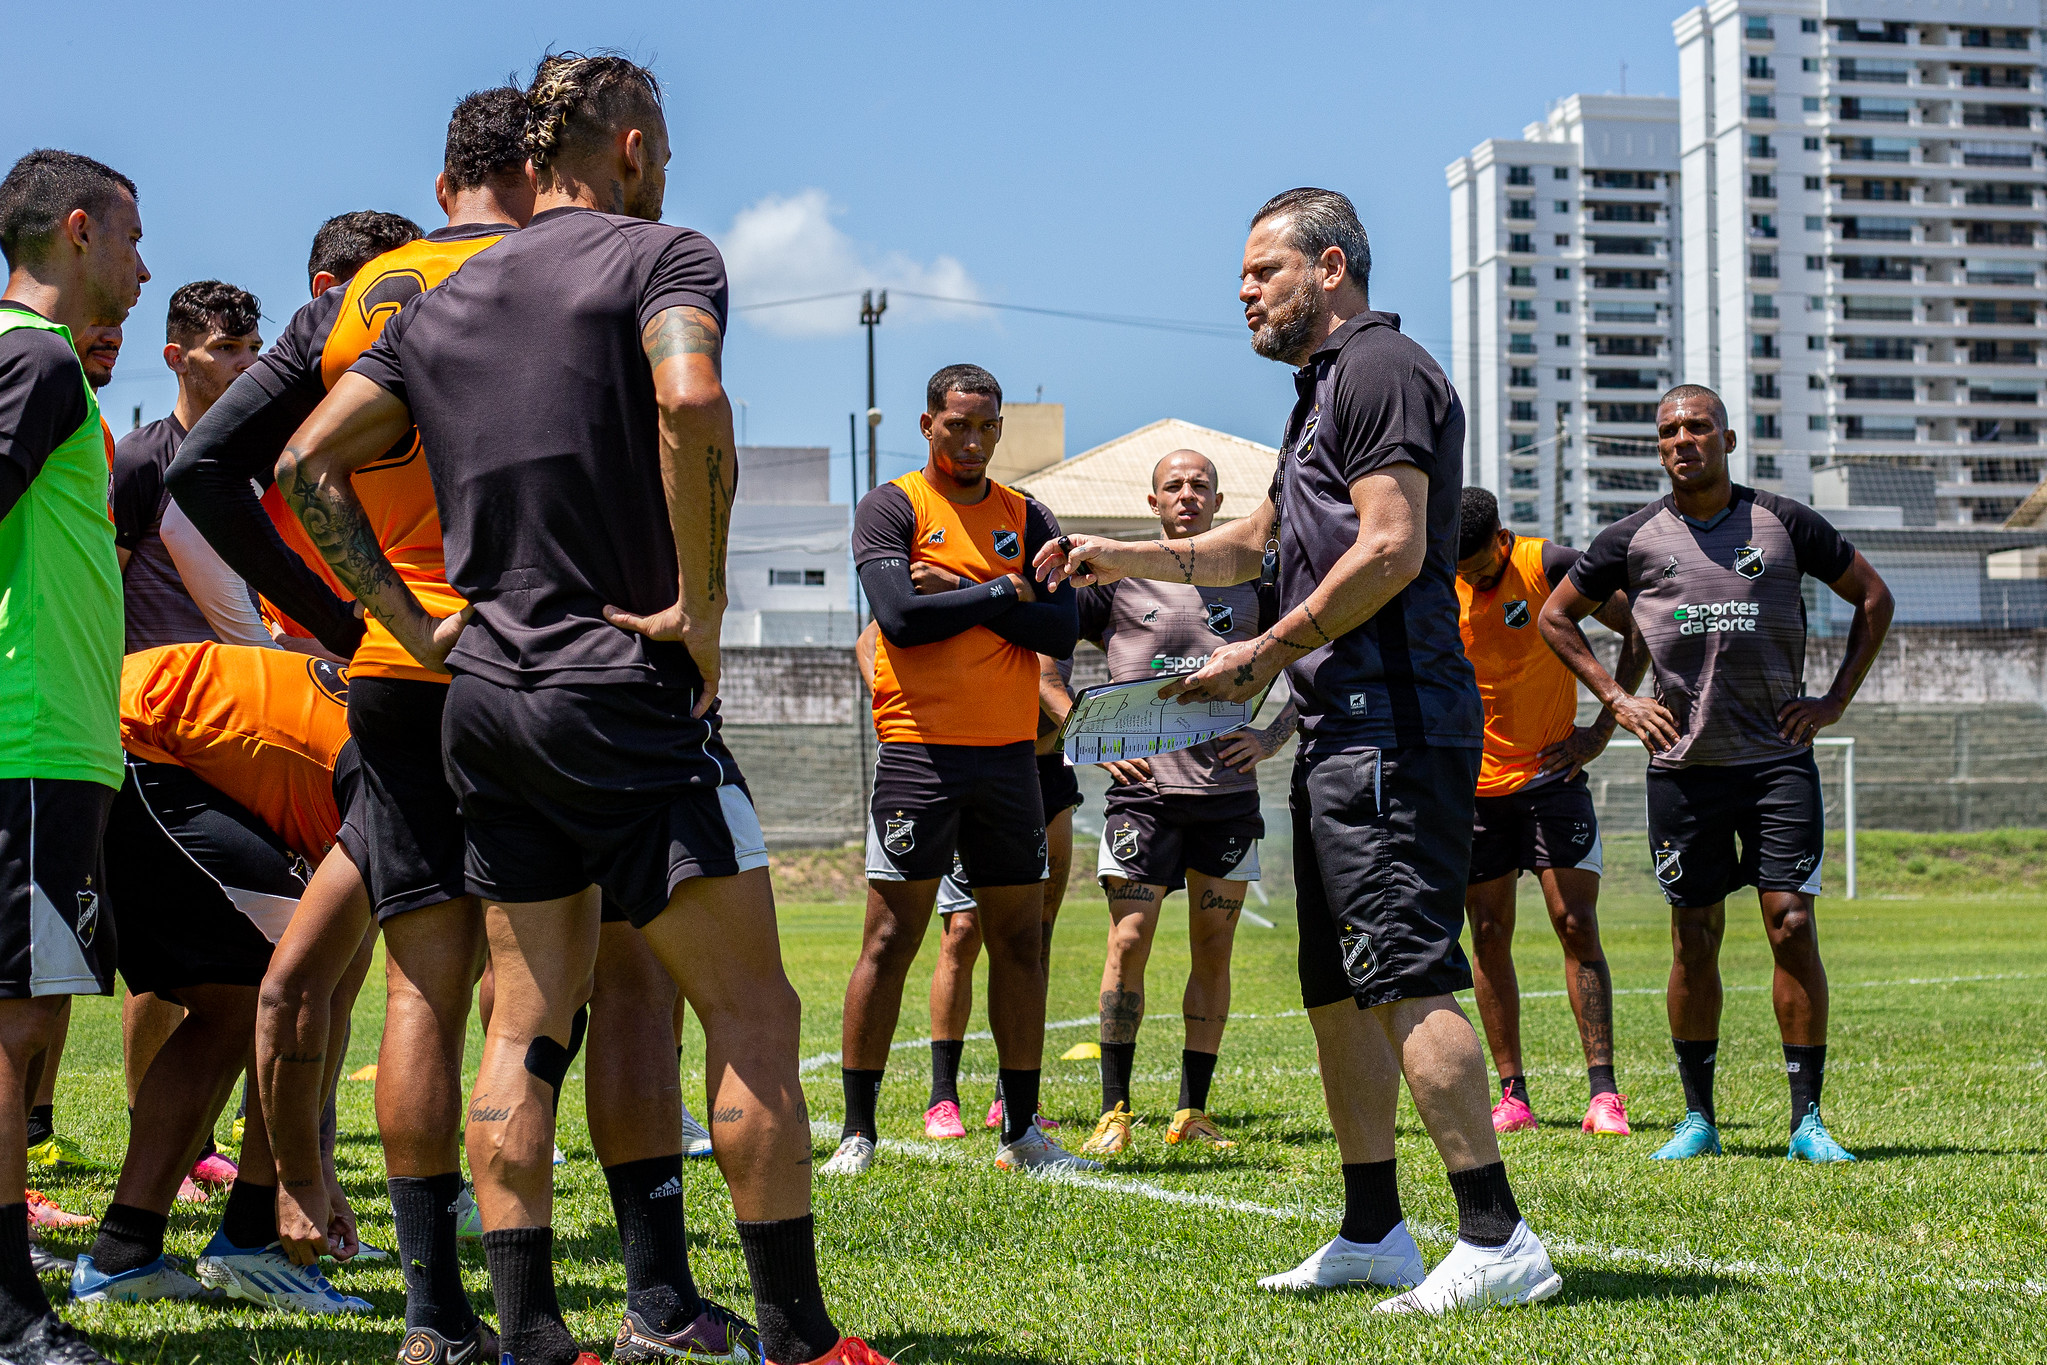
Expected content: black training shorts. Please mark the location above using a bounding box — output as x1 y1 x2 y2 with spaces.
1469 771 1603 885
865 741 1046 887
1037 752 1084 819
1646 749 1825 908
105 758 306 999
1294 745 1479 1011
0 777 117 999
442 673 768 927
1096 785 1263 892
336 677 470 921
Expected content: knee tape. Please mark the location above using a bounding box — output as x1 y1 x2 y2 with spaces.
523 1004 589 1114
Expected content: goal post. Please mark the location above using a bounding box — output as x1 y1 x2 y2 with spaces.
1814 735 1856 900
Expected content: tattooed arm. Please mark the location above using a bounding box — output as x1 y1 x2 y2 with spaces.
1162 465 1431 705
275 373 468 673
603 304 734 720
1215 698 1301 773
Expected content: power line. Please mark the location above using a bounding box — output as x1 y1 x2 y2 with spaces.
734 287 1242 338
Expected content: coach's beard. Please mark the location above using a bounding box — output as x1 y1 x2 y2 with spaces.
1251 275 1324 364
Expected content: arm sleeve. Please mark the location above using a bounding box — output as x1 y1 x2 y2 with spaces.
1567 522 1633 602
1772 498 1856 582
1539 541 1583 592
637 228 730 334
1076 583 1114 646
0 329 88 520
1329 351 1453 485
109 436 163 551
982 498 1078 658
167 363 366 657
858 557 1021 646
159 499 277 649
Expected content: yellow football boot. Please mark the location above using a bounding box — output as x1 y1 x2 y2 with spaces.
1079 1102 1136 1157
1165 1107 1236 1149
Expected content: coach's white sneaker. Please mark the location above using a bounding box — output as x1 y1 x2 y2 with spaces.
819 1134 876 1176
1256 1223 1425 1292
993 1125 1101 1174
1372 1221 1561 1315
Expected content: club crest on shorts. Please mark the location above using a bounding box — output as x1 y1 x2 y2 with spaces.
1502 599 1530 629
884 817 916 856
1734 543 1765 580
950 852 966 880
991 527 1020 559
1654 846 1683 886
1205 601 1235 635
1340 929 1377 987
74 887 99 946
1110 827 1139 862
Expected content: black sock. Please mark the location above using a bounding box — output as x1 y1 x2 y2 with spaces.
1672 1038 1718 1127
605 1154 703 1334
220 1177 277 1249
87 1203 168 1276
1177 1050 1218 1113
1338 1160 1403 1245
1784 1043 1826 1129
928 1041 963 1109
998 1069 1040 1145
1447 1162 1523 1249
1587 1064 1618 1100
839 1068 883 1142
1499 1075 1529 1106
389 1173 475 1336
481 1227 580 1365
1100 1043 1135 1114
23 1106 52 1150
736 1216 838 1365
0 1206 49 1341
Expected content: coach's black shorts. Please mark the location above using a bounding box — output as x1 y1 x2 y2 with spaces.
442 674 766 927
336 677 470 921
1096 784 1263 892
105 758 307 1000
0 777 117 999
1646 750 1824 908
1037 752 1083 819
866 741 1046 887
1295 745 1479 1011
1469 772 1603 885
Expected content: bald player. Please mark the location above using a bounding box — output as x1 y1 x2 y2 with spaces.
1075 450 1298 1159
1455 488 1645 1139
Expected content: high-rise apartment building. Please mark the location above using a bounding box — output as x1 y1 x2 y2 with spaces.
1677 0 2045 524
1449 97 1684 545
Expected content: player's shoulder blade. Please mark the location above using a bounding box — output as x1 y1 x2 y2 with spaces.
320 232 505 388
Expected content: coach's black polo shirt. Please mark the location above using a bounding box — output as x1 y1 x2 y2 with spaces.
350 206 729 691
1269 310 1481 755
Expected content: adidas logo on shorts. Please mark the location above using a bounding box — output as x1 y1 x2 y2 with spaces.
649 1176 683 1200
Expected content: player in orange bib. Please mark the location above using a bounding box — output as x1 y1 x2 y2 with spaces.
1454 489 1646 1138
70 643 372 1316
826 364 1091 1178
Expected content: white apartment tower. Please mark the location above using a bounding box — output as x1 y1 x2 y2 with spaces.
1677 0 2046 523
1449 97 1684 546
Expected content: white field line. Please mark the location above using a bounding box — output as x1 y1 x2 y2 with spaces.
809 1121 2046 1297
797 972 2042 1074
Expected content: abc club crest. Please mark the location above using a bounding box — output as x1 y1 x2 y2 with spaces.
884 817 915 856
1502 599 1530 629
991 527 1020 559
1734 544 1765 580
1654 846 1683 886
1204 602 1234 636
74 888 99 946
1110 827 1139 862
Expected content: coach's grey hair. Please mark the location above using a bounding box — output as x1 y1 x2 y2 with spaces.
1250 188 1371 296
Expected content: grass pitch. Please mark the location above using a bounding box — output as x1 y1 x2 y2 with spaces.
33 864 2047 1363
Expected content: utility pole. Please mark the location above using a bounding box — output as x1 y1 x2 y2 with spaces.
849 411 864 626
861 289 887 492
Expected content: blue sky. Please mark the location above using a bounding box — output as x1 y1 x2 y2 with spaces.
8 1 1686 501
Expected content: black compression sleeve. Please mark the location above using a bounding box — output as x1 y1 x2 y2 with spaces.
858 558 1020 646
167 370 365 657
982 596 1079 658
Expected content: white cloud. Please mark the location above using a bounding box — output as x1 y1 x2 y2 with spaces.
721 189 983 337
